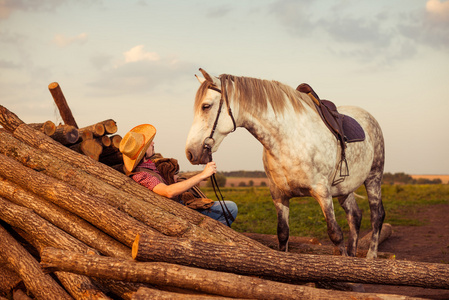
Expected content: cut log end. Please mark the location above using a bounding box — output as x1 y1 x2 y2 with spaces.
132 234 141 260
48 82 59 90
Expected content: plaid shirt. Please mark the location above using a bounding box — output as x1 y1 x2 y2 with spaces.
132 160 167 191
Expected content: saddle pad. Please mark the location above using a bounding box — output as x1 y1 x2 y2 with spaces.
342 115 365 143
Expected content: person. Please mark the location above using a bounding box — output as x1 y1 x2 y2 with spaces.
119 124 237 226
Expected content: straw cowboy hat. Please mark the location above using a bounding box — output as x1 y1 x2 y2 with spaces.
119 124 156 174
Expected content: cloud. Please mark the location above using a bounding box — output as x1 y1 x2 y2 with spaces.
87 46 196 97
0 0 101 20
53 33 88 47
269 0 449 65
0 59 21 69
123 45 160 63
426 0 449 23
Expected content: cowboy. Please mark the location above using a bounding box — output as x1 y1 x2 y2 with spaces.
119 124 238 226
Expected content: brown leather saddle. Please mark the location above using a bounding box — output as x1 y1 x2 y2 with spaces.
296 83 365 178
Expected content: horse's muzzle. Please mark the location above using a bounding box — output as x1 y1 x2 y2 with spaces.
185 147 211 165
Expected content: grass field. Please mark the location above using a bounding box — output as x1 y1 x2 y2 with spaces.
201 184 449 239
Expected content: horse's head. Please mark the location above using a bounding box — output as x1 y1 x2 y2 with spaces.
185 68 237 165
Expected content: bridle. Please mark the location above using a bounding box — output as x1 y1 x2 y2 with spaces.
202 79 236 156
202 77 237 226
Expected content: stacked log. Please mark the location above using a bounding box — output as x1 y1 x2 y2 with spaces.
25 82 124 167
1 104 449 300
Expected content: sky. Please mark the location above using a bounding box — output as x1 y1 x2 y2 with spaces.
1 0 448 175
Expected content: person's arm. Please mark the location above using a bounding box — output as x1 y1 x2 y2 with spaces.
153 162 216 198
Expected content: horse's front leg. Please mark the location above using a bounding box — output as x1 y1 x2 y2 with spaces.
311 185 347 256
271 190 291 252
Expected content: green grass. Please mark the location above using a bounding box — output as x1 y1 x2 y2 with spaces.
202 184 449 240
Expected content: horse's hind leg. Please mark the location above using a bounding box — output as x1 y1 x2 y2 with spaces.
337 193 362 257
271 190 290 251
364 172 385 259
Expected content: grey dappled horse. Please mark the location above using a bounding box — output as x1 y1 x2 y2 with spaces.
186 69 385 258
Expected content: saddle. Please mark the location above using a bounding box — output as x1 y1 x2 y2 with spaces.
296 83 365 179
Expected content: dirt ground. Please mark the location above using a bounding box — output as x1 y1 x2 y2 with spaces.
356 203 449 299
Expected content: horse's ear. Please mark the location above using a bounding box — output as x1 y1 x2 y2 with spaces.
199 68 220 86
195 74 206 84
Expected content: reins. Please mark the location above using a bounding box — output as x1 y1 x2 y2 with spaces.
203 77 236 227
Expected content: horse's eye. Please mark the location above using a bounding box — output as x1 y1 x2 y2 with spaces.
202 104 211 110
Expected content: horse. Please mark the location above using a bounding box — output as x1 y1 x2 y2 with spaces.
185 68 385 259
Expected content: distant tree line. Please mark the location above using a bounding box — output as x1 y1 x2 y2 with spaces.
221 171 267 178
203 171 443 187
382 172 442 185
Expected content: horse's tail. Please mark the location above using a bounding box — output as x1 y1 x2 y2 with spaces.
353 192 366 199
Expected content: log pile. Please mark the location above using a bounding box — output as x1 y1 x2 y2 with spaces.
1 98 449 299
42 82 123 167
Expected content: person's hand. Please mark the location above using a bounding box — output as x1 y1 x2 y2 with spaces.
202 162 217 178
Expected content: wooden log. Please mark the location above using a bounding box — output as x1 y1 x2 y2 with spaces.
0 153 159 248
48 82 78 128
98 135 111 147
0 226 72 300
0 130 234 245
132 233 449 289
100 135 121 156
0 196 98 254
0 177 129 258
13 289 33 300
0 105 264 250
27 121 56 136
358 223 393 250
52 124 79 145
69 138 102 160
132 287 240 299
40 248 420 300
99 119 118 134
93 279 148 300
12 227 112 300
79 129 93 141
99 150 123 166
0 261 21 296
79 123 105 138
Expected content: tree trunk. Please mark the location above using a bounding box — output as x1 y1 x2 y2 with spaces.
0 105 267 250
132 233 449 289
0 226 72 300
48 82 78 128
93 279 149 300
40 247 419 300
27 121 56 136
0 196 98 254
52 124 79 145
11 227 112 300
12 289 33 300
99 119 118 134
0 179 129 258
79 129 93 141
132 287 240 299
98 135 111 147
0 260 21 296
99 150 123 166
69 138 103 160
358 223 393 250
79 123 105 138
0 153 158 248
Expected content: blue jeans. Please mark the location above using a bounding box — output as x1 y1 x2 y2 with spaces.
198 201 238 227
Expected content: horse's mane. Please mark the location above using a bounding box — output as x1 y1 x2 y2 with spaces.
194 74 315 116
